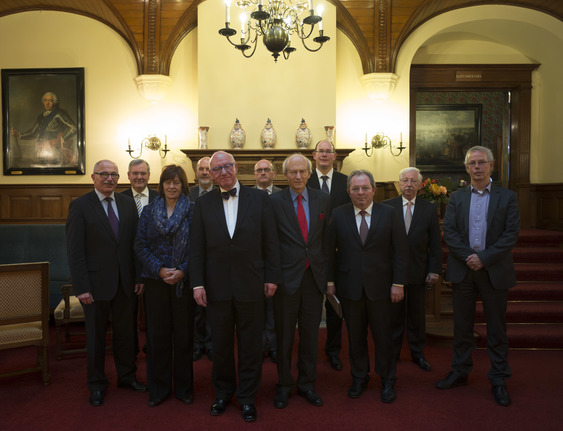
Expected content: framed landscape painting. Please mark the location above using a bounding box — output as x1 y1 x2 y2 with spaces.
415 104 481 171
2 67 85 175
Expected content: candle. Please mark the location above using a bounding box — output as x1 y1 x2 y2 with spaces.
240 13 246 34
400 132 402 142
308 0 314 11
317 4 324 30
128 138 131 150
224 0 231 23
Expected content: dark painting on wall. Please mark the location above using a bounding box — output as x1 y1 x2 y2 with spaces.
415 104 481 172
2 68 85 175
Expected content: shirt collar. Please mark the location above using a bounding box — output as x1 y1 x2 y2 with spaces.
402 196 417 206
95 189 115 202
289 186 309 201
471 179 492 194
131 186 148 197
220 180 240 195
354 202 373 216
316 168 334 180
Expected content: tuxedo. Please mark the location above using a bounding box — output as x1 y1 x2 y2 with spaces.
383 196 442 361
329 202 408 383
189 184 280 404
307 169 350 359
443 184 520 384
271 186 331 393
66 190 140 392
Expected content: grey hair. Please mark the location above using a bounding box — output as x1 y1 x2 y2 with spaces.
93 159 117 173
282 153 312 175
347 169 375 188
42 92 59 105
128 159 150 173
399 167 422 182
464 146 494 165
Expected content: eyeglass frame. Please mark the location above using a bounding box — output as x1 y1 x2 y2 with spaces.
94 171 120 179
211 163 235 174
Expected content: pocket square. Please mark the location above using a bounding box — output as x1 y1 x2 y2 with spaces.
319 213 325 220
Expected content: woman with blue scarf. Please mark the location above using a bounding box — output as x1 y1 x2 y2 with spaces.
135 164 195 407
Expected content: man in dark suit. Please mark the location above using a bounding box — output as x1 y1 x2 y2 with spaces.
328 169 408 403
271 154 331 409
66 159 147 407
383 167 442 372
254 158 281 363
188 156 216 362
189 151 280 422
121 159 158 355
437 146 520 407
307 139 350 371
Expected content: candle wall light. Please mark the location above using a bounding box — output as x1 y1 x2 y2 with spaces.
362 132 405 157
126 135 169 159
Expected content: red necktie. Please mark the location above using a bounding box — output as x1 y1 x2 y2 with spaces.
297 194 309 269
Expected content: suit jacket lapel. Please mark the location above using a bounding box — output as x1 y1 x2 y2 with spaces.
209 189 230 238
308 188 320 235
280 189 305 244
345 205 363 246
88 191 117 242
462 186 472 238
487 185 500 227
233 184 251 236
366 204 382 244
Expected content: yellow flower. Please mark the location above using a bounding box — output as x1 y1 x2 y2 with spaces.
430 183 442 196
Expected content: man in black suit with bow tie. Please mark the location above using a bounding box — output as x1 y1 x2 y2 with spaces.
271 154 331 409
189 151 280 422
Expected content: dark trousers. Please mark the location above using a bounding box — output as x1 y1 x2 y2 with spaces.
144 278 195 401
452 269 510 385
324 298 342 357
391 282 427 361
263 296 276 352
274 269 323 393
207 298 265 405
81 285 137 392
194 305 212 352
341 292 395 383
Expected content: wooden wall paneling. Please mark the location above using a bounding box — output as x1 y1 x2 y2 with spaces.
534 184 563 231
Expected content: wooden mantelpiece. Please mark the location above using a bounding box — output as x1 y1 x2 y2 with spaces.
180 149 355 186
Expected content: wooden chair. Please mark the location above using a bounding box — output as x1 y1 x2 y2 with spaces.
0 262 50 386
53 283 86 359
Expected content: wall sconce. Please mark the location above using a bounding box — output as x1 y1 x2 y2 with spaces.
362 133 405 157
126 135 169 159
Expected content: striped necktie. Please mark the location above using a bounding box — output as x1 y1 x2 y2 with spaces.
134 193 143 217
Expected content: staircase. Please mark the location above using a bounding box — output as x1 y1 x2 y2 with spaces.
428 229 563 350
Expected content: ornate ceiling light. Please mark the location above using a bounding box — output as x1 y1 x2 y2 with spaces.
219 0 330 62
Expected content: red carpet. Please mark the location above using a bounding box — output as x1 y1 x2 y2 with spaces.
1 326 563 431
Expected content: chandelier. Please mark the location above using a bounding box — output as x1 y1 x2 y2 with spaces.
219 0 330 62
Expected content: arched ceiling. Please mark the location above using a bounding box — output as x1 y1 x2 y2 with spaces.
1 0 562 75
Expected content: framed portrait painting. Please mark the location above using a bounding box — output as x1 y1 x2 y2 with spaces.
415 104 482 171
2 67 85 175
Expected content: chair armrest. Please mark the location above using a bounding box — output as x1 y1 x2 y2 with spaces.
61 284 74 320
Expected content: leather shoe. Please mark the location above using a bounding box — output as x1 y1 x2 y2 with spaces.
274 391 289 409
381 381 396 403
436 372 468 389
241 404 257 422
89 390 104 407
327 355 343 371
148 398 162 407
269 350 278 363
492 385 511 406
297 389 323 406
413 356 432 371
348 377 370 399
210 399 228 416
117 380 147 392
176 394 193 405
193 348 203 361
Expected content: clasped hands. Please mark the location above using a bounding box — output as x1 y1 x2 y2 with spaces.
466 253 484 271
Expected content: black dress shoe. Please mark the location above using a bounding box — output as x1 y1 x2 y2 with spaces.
89 390 104 407
327 355 343 371
210 399 228 416
348 377 370 399
193 348 203 361
176 394 193 405
413 356 432 371
148 398 163 407
241 404 257 422
118 380 148 392
297 389 323 406
492 385 511 406
269 350 278 363
381 381 396 403
274 391 289 409
436 372 468 389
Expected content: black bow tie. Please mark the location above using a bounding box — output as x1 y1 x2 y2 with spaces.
221 187 237 200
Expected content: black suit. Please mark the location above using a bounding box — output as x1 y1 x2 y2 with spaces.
189 184 280 404
383 196 442 361
443 184 520 384
307 170 350 359
271 187 330 393
66 190 140 392
329 202 408 383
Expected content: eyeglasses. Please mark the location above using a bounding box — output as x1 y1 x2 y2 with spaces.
94 172 120 179
315 150 334 154
255 167 272 173
466 160 491 167
211 163 235 174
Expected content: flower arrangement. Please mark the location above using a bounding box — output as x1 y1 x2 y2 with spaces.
418 178 449 205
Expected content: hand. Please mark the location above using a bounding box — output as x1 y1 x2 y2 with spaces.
134 283 144 295
159 267 184 285
264 283 277 298
425 273 439 286
193 288 207 307
77 292 93 304
326 284 335 297
466 253 484 271
390 284 404 303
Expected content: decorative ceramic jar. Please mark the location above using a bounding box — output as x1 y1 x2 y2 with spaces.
295 118 312 149
198 126 209 149
261 118 277 149
324 126 335 144
230 118 246 149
